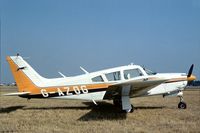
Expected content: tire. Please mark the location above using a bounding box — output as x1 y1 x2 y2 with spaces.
178 102 187 109
128 104 134 113
130 104 134 112
124 104 134 113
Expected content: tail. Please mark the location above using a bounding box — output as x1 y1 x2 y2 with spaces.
6 56 47 93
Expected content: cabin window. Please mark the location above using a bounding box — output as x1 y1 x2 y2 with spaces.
124 69 143 79
105 71 121 81
92 76 104 82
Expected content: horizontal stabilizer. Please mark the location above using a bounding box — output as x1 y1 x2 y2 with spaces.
3 92 30 96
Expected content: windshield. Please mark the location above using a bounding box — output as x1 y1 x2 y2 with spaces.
124 69 143 79
143 68 157 75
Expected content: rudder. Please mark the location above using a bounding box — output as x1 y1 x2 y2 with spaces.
6 56 40 93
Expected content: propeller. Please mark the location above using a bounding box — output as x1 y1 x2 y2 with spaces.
187 64 196 86
187 64 194 77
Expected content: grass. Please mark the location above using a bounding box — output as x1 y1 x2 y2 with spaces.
0 86 200 133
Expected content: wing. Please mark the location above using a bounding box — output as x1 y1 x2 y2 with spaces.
104 77 168 99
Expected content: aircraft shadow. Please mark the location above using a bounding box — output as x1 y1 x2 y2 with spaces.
23 106 91 110
78 102 127 121
0 106 25 114
21 102 127 120
78 102 165 121
0 103 165 120
134 106 164 110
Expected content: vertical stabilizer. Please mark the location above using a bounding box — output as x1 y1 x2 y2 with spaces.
6 56 46 92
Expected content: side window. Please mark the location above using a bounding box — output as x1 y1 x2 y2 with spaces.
92 76 104 82
124 69 143 79
105 71 121 81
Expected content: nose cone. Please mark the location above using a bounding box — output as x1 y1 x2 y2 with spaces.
187 75 196 81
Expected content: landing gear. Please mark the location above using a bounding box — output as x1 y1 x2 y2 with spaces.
125 104 134 113
113 85 134 113
113 98 134 113
119 103 134 113
177 91 187 109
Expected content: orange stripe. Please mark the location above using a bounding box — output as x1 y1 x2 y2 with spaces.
39 84 111 94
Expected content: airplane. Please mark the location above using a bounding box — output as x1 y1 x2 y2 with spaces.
4 54 196 113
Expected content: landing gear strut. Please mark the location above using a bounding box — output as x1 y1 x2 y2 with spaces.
113 85 134 113
177 91 187 109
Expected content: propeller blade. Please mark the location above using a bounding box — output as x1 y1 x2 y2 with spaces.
187 64 194 77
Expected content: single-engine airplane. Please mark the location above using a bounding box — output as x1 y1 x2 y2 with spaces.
5 55 196 113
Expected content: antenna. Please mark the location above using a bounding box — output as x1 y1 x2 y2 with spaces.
80 66 89 74
58 72 66 78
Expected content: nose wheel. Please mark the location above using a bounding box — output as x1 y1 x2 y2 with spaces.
178 101 187 109
178 93 187 109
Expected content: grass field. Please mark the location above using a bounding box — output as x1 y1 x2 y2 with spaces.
0 86 200 133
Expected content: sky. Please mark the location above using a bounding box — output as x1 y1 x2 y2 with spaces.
1 0 200 83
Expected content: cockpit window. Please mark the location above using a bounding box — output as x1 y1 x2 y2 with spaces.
143 68 157 75
92 76 104 82
124 69 143 79
105 71 121 81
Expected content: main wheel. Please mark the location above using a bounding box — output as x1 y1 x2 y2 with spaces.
130 104 134 113
178 102 187 109
124 104 134 113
